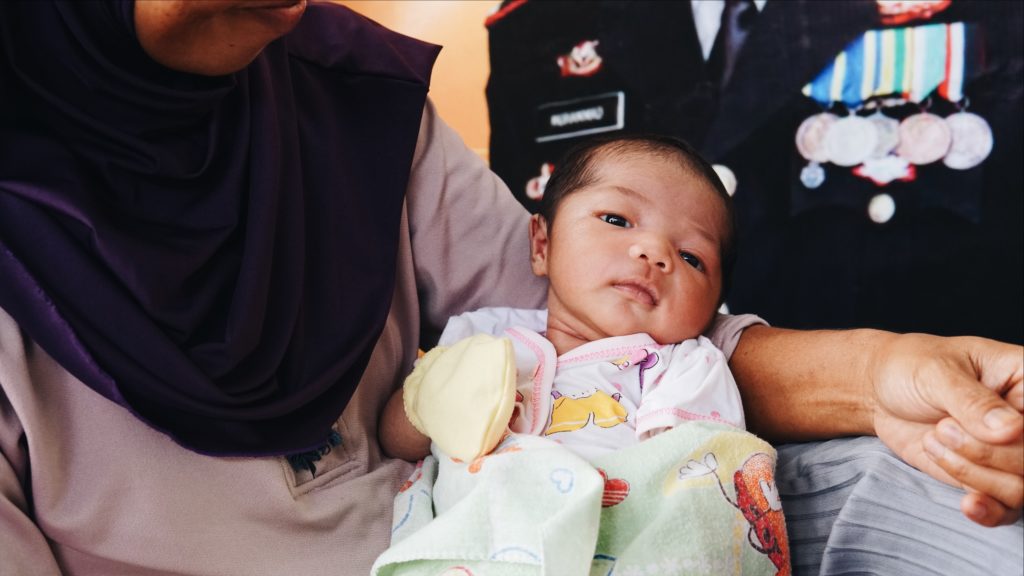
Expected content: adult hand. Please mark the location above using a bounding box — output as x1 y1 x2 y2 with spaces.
871 333 1023 527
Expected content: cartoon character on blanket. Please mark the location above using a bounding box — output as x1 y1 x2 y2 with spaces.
373 308 791 576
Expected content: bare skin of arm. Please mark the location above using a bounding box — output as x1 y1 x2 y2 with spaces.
731 325 1024 527
730 325 882 440
379 388 431 462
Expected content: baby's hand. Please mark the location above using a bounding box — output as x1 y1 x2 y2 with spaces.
404 334 518 461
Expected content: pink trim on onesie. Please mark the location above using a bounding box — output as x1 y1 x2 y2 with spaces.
505 326 552 436
558 341 659 366
637 406 742 429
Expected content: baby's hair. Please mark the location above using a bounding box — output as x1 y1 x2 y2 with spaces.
538 133 737 303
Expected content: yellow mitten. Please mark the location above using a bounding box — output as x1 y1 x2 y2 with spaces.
403 333 517 461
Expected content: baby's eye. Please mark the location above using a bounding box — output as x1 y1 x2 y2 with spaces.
599 214 631 228
679 251 704 271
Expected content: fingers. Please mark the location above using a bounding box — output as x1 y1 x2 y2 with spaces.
934 418 1023 477
875 416 959 486
930 376 1021 445
961 490 1024 528
1005 380 1024 412
923 425 1023 514
939 339 1023 444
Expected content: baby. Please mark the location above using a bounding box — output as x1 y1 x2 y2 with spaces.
374 134 789 576
382 133 743 462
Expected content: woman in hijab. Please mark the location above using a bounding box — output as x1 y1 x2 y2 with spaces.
0 1 1019 574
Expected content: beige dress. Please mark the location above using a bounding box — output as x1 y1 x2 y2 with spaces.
0 103 757 576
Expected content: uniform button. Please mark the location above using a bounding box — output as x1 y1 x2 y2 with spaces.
868 193 896 223
712 164 737 196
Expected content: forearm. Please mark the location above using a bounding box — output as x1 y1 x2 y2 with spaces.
729 324 893 442
378 388 431 461
1 390 62 574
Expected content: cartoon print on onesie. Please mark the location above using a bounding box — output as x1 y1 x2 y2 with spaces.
544 351 659 435
545 389 627 435
611 348 659 391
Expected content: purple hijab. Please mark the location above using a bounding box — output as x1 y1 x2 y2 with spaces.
0 1 439 455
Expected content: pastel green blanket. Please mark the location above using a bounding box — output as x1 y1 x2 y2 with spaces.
372 422 790 576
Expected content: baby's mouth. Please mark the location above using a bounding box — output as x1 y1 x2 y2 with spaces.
613 282 658 306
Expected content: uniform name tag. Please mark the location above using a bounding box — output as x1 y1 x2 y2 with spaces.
535 91 625 143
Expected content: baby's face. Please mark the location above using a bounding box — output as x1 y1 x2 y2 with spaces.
531 151 727 350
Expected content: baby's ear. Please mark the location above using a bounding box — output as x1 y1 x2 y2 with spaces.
528 213 550 277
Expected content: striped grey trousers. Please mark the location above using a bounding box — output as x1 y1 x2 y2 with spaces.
778 436 1023 575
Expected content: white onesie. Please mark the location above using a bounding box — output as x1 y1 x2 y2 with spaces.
439 307 746 462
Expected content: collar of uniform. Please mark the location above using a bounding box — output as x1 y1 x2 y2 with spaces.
692 0 769 60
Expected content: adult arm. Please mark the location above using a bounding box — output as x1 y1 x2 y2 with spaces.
730 325 1023 526
0 417 61 575
1 323 63 574
381 101 546 459
405 101 547 343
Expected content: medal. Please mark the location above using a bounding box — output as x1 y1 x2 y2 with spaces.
796 112 835 189
800 162 826 189
937 23 991 170
798 20 988 192
896 112 951 165
825 113 878 167
943 110 993 170
795 112 838 163
867 110 901 158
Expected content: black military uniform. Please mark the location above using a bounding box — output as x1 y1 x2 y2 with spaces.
486 0 1023 344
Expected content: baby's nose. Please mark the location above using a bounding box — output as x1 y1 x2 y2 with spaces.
628 242 673 272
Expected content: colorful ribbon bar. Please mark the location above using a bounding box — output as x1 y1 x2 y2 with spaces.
802 22 981 108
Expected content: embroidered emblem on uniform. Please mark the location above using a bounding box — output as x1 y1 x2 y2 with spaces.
557 40 603 77
876 0 951 25
525 162 553 200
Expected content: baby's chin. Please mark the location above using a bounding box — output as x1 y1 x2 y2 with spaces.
609 323 702 345
642 318 713 345
648 331 703 345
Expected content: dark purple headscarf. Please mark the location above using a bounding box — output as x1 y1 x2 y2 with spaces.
0 1 439 455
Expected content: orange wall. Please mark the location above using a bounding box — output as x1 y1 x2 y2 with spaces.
339 1 496 160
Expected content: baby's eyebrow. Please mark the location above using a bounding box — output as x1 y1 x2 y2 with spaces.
605 184 650 203
676 214 724 254
689 229 721 251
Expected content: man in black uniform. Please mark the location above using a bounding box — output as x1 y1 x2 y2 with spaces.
485 1 1023 574
486 0 1022 345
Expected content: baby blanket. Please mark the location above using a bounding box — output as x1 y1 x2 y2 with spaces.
372 422 790 576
